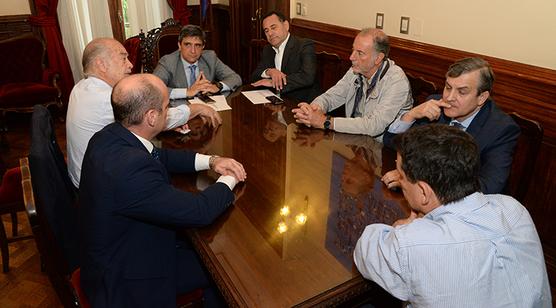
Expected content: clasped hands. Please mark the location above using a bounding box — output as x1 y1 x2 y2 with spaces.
186 71 221 97
251 68 287 91
292 102 326 129
211 157 247 183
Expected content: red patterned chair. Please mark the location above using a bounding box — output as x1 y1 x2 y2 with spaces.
0 34 62 132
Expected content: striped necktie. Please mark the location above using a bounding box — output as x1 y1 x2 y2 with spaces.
189 64 197 87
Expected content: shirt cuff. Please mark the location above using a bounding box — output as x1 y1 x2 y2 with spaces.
220 82 231 92
165 104 190 130
388 117 414 133
195 153 211 171
169 88 188 100
217 175 237 190
261 69 270 79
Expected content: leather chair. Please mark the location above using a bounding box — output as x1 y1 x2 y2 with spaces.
123 31 146 74
26 105 80 307
0 34 62 132
142 18 183 73
406 72 437 105
0 166 33 272
316 51 350 117
506 112 543 203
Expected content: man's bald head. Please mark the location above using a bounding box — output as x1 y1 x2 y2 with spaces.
111 74 167 127
82 38 132 86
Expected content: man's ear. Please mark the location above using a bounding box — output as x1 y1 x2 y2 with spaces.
477 90 490 106
145 109 157 127
374 52 385 65
284 20 290 31
417 181 436 207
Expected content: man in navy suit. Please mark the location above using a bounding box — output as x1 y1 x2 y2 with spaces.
382 57 520 194
79 73 246 307
251 11 320 102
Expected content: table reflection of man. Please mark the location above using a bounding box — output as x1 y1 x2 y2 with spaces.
263 104 288 143
326 139 405 269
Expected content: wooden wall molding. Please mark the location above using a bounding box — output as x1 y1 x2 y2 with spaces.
290 17 556 290
291 18 556 144
0 14 33 41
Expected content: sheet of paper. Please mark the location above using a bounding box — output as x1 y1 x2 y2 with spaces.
189 95 231 111
241 90 276 104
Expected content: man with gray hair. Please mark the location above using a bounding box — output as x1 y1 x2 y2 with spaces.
66 38 221 188
154 24 242 99
292 28 413 140
381 57 520 194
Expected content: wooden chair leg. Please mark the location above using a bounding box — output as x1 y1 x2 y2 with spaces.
0 219 10 272
10 212 18 237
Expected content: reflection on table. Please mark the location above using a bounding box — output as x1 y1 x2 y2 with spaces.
157 88 409 307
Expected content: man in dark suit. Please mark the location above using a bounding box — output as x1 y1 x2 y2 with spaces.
154 25 242 99
381 57 520 194
79 73 246 307
251 11 320 102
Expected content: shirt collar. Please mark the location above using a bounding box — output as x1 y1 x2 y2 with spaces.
450 107 481 130
181 57 198 69
131 132 154 153
272 33 291 54
425 192 486 220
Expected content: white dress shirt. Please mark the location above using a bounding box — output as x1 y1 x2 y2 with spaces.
261 33 291 78
66 76 190 188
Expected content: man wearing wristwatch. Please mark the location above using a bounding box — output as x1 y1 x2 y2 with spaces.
292 28 412 141
154 25 242 99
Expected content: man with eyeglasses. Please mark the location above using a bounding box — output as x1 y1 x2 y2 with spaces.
381 57 520 194
154 24 241 99
292 28 413 141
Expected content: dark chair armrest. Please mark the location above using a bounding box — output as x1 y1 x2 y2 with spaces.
42 68 61 86
19 157 38 227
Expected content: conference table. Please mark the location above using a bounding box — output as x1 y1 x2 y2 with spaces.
157 88 410 307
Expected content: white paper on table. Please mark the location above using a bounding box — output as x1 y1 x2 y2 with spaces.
189 95 231 111
241 90 276 104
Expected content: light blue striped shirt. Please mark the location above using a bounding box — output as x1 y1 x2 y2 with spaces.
354 192 551 307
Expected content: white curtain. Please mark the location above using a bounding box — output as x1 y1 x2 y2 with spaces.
58 0 112 82
127 0 172 38
57 0 172 82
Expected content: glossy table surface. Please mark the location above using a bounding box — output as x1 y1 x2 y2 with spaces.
157 89 409 307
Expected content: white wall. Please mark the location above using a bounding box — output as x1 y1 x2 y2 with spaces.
291 0 556 70
0 0 30 15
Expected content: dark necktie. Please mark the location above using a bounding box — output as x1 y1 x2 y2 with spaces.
189 64 197 87
151 146 160 160
351 62 385 118
450 121 465 130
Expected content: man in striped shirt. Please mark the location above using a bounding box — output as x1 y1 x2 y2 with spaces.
354 124 550 307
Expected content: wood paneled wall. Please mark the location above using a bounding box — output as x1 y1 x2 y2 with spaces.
0 14 32 40
291 17 556 287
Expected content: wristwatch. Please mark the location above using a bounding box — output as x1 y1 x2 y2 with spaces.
214 82 224 92
323 115 332 130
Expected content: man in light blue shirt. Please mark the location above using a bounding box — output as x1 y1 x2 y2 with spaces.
354 124 551 308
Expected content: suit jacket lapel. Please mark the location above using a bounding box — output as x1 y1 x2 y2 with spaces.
466 100 492 139
173 52 188 88
281 36 296 71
